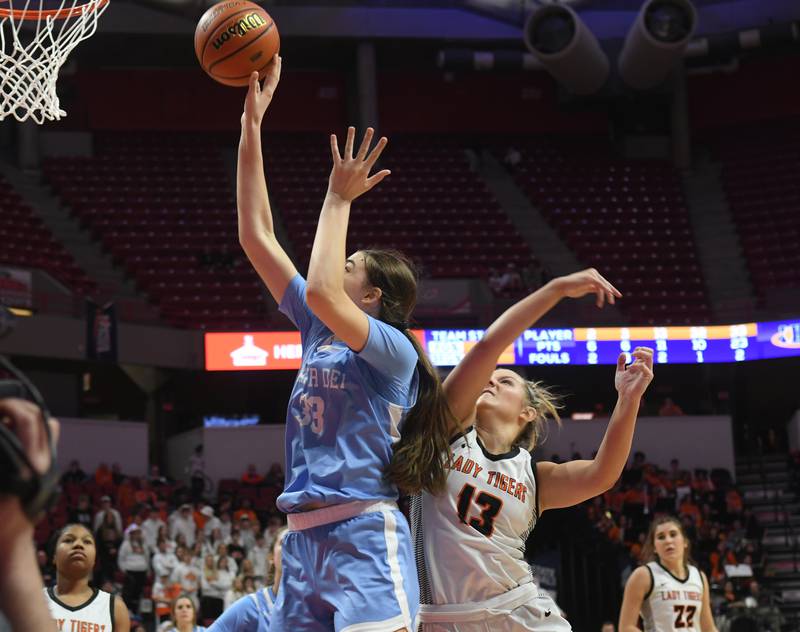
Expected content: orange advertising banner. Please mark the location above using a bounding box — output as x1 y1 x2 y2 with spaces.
205 332 303 371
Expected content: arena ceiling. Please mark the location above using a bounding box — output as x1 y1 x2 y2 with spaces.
99 0 800 47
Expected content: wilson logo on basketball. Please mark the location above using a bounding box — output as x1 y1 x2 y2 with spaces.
200 1 241 32
212 13 267 50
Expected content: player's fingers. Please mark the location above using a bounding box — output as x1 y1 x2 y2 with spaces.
344 126 355 160
248 71 260 95
356 128 374 161
634 347 655 370
330 134 342 164
599 275 622 298
365 136 389 169
273 54 282 81
2 401 45 472
616 352 627 372
365 169 391 191
49 418 60 448
596 284 605 308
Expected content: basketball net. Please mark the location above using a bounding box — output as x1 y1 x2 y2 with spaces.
0 0 108 124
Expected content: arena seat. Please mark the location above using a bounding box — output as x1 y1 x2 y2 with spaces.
496 138 711 325
711 121 800 306
43 133 270 330
264 133 533 279
0 175 96 296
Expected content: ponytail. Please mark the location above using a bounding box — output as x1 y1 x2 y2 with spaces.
361 248 455 495
385 331 454 495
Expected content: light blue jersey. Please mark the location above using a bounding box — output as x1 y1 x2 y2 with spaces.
206 587 275 632
277 274 419 512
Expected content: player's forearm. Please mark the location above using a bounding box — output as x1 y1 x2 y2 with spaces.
589 393 641 489
0 533 57 631
237 121 276 244
480 279 564 355
306 191 350 300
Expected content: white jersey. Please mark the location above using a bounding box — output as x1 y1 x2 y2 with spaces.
411 427 538 605
44 587 115 632
641 562 704 632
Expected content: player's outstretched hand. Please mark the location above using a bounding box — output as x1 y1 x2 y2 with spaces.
553 268 621 308
327 127 391 202
614 347 654 400
241 54 282 127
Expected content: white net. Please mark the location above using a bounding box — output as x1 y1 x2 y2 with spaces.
0 0 108 123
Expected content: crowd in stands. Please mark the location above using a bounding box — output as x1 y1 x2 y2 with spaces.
569 452 781 628
41 458 287 629
40 449 782 629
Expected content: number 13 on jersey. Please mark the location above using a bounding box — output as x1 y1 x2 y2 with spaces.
456 484 503 537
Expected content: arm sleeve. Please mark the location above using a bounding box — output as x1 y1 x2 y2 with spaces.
278 274 316 339
207 596 256 631
357 317 418 390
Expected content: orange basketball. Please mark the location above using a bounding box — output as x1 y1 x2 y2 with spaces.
194 0 280 87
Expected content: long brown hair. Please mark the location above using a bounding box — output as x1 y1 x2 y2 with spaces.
641 515 695 568
514 378 563 451
361 249 454 495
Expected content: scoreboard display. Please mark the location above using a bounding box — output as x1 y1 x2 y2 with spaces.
421 319 800 367
205 319 800 371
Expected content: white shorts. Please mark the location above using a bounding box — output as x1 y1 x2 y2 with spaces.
418 583 571 632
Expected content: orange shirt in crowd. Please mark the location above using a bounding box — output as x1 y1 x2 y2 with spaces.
152 581 182 618
134 489 158 507
95 464 113 487
117 481 136 514
710 549 737 582
234 509 258 524
194 510 209 531
726 490 743 513
624 488 646 506
241 472 265 485
679 499 702 525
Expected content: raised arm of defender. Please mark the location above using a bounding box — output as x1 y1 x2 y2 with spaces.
443 269 621 429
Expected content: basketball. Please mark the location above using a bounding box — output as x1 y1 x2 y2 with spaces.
194 0 280 87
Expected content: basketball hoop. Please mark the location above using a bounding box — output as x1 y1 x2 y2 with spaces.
0 0 108 123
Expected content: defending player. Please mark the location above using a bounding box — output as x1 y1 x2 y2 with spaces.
237 58 453 631
619 516 718 632
45 523 130 631
412 269 654 630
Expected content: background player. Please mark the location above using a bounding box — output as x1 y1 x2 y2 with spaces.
619 516 718 632
237 58 452 630
165 594 206 632
207 527 288 631
413 269 654 630
45 523 130 631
